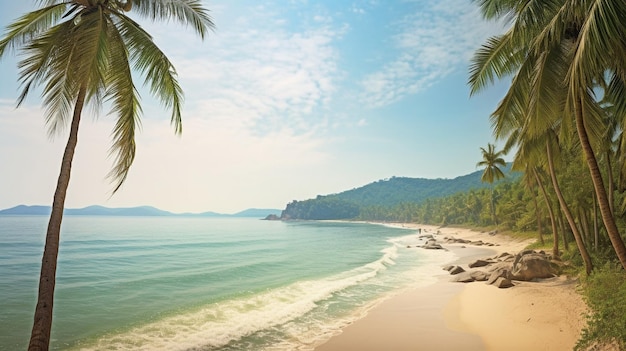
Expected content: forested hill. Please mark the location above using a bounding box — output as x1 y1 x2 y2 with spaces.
281 166 517 220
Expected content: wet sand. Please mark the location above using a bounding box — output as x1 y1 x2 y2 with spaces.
315 224 586 351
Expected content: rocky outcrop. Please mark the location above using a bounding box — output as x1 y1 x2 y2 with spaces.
510 251 559 281
444 236 499 247
468 259 491 268
444 250 561 289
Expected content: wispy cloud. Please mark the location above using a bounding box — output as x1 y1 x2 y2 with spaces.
0 3 348 212
359 0 504 107
148 3 343 138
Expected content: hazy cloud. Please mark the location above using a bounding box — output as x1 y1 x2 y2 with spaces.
359 0 504 107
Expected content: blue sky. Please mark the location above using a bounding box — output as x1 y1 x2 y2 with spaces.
0 0 508 213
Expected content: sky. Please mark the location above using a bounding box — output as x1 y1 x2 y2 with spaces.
0 0 509 214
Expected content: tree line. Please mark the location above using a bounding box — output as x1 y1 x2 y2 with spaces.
468 0 626 274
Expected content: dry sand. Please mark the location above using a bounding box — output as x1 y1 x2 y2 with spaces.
314 224 587 351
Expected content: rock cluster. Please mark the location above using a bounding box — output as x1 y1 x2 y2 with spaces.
443 236 499 247
443 250 560 288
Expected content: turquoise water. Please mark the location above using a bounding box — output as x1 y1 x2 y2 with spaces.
0 216 456 351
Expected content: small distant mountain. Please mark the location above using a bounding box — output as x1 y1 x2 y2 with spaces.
65 205 173 216
0 205 52 216
0 205 282 218
232 208 282 217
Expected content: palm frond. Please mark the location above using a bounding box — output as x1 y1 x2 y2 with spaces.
116 14 183 133
569 0 626 93
606 73 626 128
104 14 141 193
489 51 534 139
131 0 215 39
525 43 568 139
16 21 76 132
0 3 67 58
472 0 519 22
468 33 522 95
45 7 108 136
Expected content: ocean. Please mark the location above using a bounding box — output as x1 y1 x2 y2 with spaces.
0 216 456 351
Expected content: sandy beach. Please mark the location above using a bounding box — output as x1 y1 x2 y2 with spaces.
315 224 587 351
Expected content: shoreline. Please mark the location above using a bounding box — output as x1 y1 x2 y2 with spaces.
314 223 587 351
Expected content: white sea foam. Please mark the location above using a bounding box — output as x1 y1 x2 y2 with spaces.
72 239 405 351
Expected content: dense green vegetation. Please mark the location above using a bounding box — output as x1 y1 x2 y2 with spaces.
280 167 518 220
283 1 626 346
577 263 626 350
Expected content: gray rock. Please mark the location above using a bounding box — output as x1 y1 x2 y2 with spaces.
470 270 490 282
511 252 559 281
449 266 465 275
451 272 475 283
468 259 491 268
423 242 444 250
493 277 514 288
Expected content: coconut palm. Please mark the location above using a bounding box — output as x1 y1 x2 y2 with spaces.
0 1 214 349
469 0 626 270
477 143 506 227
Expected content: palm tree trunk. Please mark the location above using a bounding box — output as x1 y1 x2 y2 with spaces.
534 168 558 258
593 195 599 251
606 151 615 217
558 211 569 251
546 140 593 274
491 187 498 229
574 94 626 271
28 86 86 351
533 193 544 245
556 211 567 251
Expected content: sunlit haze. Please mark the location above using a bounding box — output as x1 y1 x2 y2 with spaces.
0 1 508 214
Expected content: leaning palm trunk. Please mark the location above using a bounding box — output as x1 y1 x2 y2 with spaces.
606 151 615 217
546 140 593 274
574 93 626 271
29 87 86 351
533 191 544 245
534 167 558 258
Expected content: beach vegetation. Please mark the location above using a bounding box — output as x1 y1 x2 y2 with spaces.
576 262 626 351
0 1 214 349
468 0 626 271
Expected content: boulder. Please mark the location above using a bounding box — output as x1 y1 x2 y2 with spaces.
443 265 454 272
470 270 490 282
493 277 514 288
449 266 465 275
486 270 504 285
468 259 491 268
451 272 475 283
423 242 444 250
511 252 559 281
486 262 512 284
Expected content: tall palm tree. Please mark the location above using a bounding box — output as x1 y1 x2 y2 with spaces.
0 1 214 349
469 0 626 271
477 143 506 227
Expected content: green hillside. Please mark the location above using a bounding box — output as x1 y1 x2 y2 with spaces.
281 166 517 220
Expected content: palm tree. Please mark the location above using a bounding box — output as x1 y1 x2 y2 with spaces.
469 0 626 271
477 143 506 228
0 1 214 349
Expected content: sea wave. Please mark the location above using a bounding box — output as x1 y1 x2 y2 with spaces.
71 233 456 351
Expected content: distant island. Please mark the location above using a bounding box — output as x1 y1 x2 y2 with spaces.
0 205 282 218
